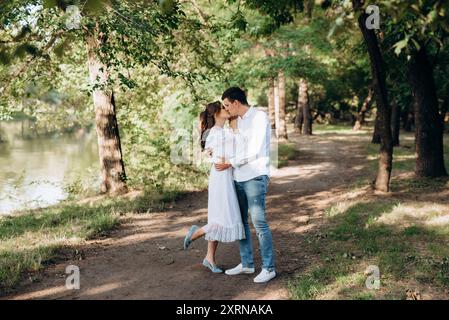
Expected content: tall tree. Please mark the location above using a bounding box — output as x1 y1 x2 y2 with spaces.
86 25 127 193
408 46 447 177
352 0 393 192
379 0 449 177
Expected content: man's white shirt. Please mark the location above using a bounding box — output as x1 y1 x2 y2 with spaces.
229 106 271 182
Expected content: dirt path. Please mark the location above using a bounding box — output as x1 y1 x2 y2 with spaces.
5 131 369 300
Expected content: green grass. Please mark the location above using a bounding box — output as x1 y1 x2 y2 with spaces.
314 123 357 134
288 127 449 299
313 122 374 136
288 255 353 300
288 200 449 299
0 190 180 294
278 143 299 167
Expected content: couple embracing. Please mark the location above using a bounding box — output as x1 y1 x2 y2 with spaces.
183 87 276 283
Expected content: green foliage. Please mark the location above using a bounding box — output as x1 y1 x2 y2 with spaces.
63 177 83 198
1 0 447 199
374 0 449 55
237 0 305 27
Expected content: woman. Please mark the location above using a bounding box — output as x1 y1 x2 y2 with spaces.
183 101 245 273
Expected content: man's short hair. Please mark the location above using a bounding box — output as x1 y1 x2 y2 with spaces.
221 87 248 105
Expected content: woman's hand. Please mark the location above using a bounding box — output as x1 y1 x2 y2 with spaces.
215 162 231 171
214 157 231 171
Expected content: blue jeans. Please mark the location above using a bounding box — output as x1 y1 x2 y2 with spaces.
234 175 275 271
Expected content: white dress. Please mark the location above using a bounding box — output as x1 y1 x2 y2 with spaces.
203 126 245 242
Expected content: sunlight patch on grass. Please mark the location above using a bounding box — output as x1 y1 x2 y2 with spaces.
289 199 449 299
374 202 449 229
324 201 356 217
314 123 366 135
322 272 368 299
288 257 375 300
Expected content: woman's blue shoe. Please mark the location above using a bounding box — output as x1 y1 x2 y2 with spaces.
183 225 199 250
202 258 223 273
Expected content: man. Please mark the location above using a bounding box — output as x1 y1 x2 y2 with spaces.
215 87 276 283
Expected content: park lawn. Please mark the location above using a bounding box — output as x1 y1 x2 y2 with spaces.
314 123 370 135
288 130 449 300
0 190 182 294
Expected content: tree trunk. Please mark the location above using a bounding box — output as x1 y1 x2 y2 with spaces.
268 77 276 130
402 108 414 132
353 87 373 130
408 46 447 177
274 78 280 138
295 83 304 133
305 0 314 19
86 30 128 194
277 70 288 140
295 105 304 133
372 111 381 144
391 99 400 147
299 78 312 135
440 93 449 130
353 0 393 192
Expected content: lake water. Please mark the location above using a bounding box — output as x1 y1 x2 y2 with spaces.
0 120 99 215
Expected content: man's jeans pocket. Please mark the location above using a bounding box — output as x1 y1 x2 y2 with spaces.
245 175 268 197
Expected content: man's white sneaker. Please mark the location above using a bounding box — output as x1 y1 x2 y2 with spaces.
253 269 276 283
225 263 255 275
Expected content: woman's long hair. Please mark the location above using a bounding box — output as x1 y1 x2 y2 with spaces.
199 101 222 150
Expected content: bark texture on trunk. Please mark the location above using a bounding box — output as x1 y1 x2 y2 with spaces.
353 87 373 130
277 70 288 140
391 99 401 146
402 108 414 132
295 83 304 133
440 93 449 130
274 78 280 138
353 0 393 192
295 105 304 133
408 46 447 177
86 31 128 194
372 111 381 144
268 77 276 130
305 0 314 19
299 78 312 135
